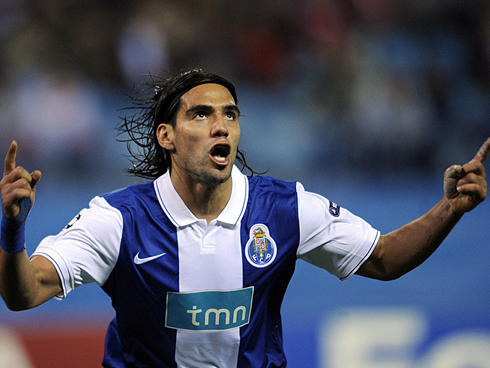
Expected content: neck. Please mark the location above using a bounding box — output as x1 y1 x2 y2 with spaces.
170 171 232 225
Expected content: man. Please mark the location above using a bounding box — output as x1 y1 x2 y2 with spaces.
0 70 488 367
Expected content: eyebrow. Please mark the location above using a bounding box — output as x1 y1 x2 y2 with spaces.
186 104 241 117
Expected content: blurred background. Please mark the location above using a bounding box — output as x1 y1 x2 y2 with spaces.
0 0 489 367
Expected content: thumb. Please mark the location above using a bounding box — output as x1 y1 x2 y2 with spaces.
30 170 42 190
10 171 41 225
445 164 464 180
22 170 42 221
444 165 463 199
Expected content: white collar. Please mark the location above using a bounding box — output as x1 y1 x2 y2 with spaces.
154 165 248 228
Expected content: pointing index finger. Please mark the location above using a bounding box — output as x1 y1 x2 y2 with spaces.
474 137 490 164
3 140 18 177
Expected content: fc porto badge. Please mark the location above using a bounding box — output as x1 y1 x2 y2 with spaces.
245 224 277 268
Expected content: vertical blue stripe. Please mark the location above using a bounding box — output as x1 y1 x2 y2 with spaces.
237 175 300 368
102 182 180 367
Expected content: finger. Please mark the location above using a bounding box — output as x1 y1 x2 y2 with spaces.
7 166 34 186
456 171 486 188
3 140 18 177
456 182 487 201
473 137 490 164
461 158 485 177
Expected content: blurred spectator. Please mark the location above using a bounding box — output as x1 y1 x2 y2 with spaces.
0 0 487 178
349 69 436 171
117 1 170 87
12 66 105 175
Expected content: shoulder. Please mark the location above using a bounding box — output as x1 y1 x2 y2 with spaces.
246 175 299 213
101 181 156 208
247 174 298 194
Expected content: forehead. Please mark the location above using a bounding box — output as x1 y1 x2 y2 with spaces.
179 83 236 109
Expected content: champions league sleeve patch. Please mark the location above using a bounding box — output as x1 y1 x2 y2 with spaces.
245 224 277 268
65 212 82 229
329 201 340 217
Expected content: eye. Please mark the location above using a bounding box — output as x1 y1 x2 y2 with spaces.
194 112 208 120
224 111 238 120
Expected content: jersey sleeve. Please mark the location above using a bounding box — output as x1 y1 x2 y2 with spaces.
296 183 380 280
31 196 123 299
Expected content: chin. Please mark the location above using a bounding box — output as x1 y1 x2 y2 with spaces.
207 167 233 187
216 169 233 184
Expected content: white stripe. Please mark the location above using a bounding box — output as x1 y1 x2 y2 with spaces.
175 220 243 367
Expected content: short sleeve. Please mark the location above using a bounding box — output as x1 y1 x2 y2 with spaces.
296 183 380 280
31 196 123 299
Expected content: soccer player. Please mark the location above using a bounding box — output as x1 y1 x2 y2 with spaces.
0 70 488 367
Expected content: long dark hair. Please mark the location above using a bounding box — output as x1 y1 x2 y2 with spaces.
117 69 255 179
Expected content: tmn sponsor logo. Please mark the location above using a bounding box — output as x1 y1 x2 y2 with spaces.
165 287 254 331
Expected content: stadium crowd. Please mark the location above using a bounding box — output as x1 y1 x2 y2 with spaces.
0 0 489 180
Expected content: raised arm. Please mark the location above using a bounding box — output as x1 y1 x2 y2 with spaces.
357 137 489 281
0 141 62 311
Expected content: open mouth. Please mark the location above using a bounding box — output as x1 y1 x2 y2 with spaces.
211 144 231 163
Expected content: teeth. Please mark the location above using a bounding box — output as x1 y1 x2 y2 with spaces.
214 156 226 162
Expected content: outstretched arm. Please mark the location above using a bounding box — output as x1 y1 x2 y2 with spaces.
0 141 62 311
357 137 489 281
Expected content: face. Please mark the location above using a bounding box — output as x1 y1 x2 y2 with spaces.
157 83 241 188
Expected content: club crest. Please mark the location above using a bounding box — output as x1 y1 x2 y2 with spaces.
245 224 277 268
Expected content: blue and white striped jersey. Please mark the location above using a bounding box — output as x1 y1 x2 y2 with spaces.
33 166 379 367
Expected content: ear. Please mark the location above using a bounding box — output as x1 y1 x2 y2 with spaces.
157 123 175 151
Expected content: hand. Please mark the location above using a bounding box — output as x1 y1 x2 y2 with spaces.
0 141 42 219
444 137 489 215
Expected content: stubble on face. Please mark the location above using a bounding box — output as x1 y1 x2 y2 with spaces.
169 83 240 190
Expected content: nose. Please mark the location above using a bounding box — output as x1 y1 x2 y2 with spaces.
211 115 229 137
